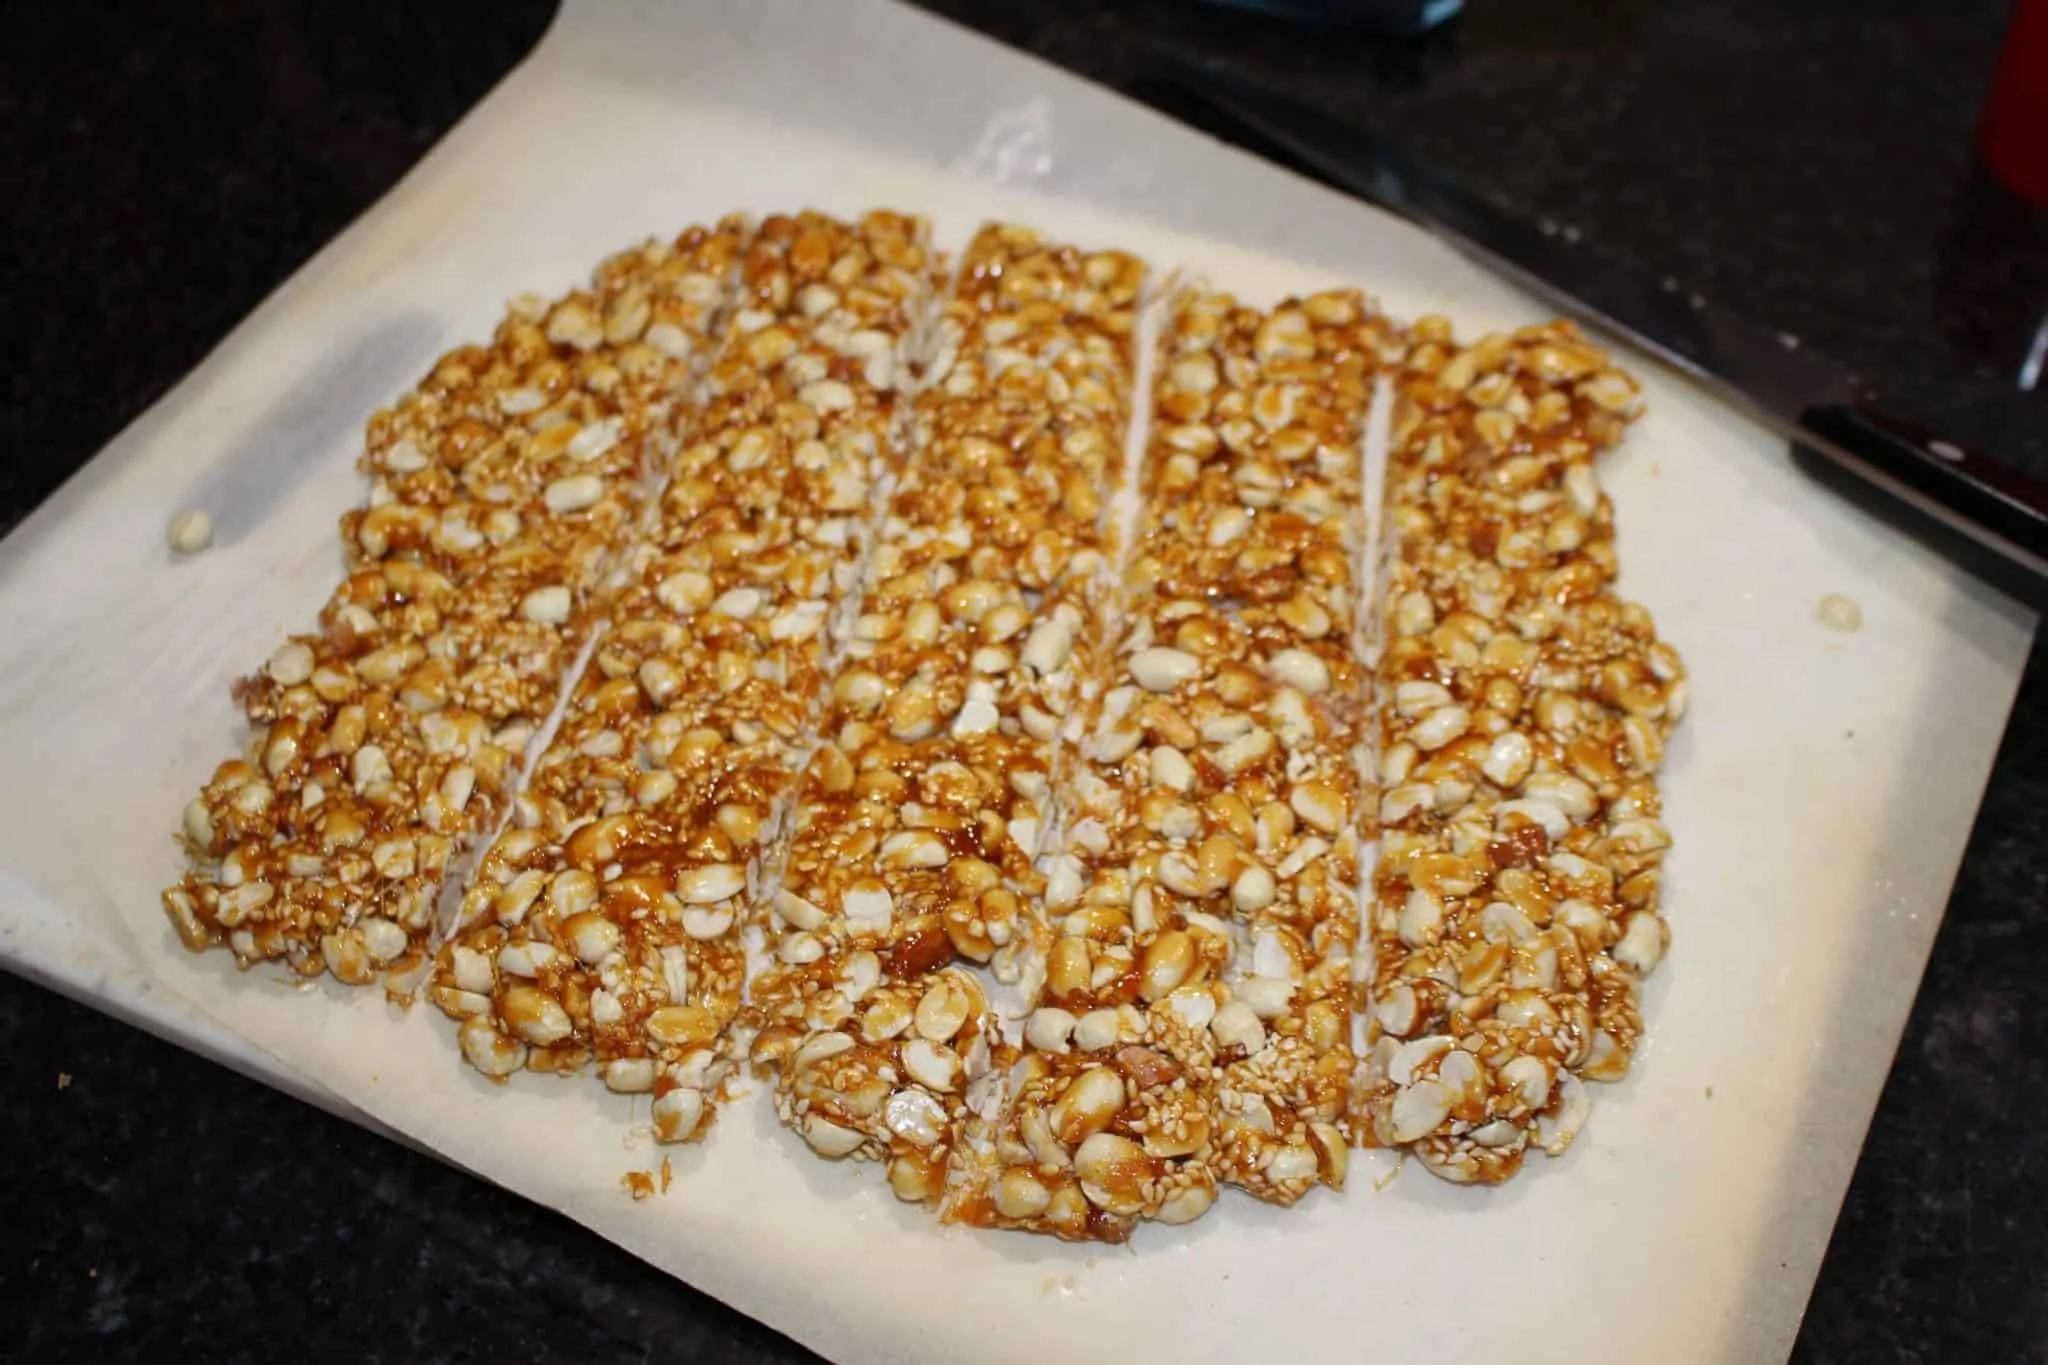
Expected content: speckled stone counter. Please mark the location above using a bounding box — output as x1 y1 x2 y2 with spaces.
1 3 2041 1361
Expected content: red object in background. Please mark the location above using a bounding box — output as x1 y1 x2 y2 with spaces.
1979 0 2048 207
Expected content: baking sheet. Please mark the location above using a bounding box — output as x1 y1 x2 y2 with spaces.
0 2 2034 1362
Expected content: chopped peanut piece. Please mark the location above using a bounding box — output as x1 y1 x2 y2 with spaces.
1355 317 1685 1184
167 508 214 555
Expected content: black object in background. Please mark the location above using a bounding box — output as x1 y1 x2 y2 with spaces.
1189 0 1463 34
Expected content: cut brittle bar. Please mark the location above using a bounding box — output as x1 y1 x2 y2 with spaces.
163 219 752 982
751 225 1145 1203
342 224 747 586
945 287 1398 1240
432 212 939 1142
1356 319 1687 1183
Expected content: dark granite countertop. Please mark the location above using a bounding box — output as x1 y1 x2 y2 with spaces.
1 2 2042 1361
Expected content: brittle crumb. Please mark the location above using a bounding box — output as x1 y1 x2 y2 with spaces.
167 509 214 555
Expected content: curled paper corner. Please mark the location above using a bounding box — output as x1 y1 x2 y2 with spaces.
950 97 1057 186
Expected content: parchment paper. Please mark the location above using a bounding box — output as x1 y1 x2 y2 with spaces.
0 3 2033 1362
